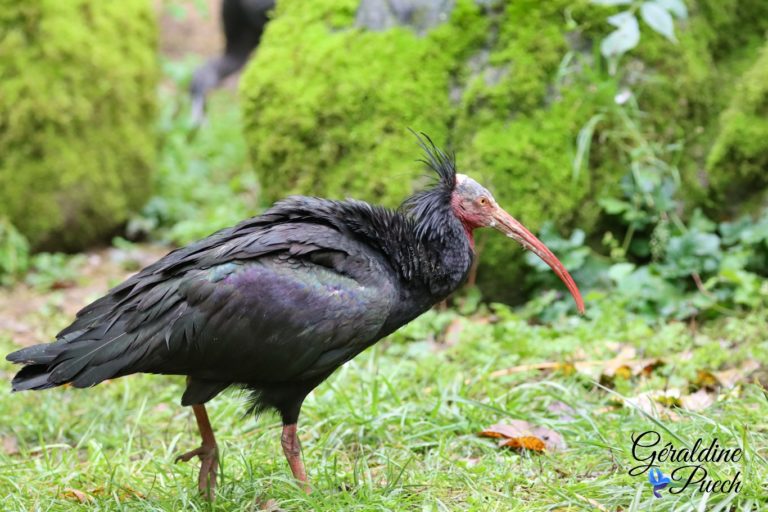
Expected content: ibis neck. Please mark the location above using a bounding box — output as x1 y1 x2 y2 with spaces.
458 219 475 250
413 211 474 298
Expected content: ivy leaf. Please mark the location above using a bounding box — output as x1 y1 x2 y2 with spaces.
641 2 677 42
599 197 631 214
600 12 640 57
654 0 688 19
608 263 636 283
607 10 637 28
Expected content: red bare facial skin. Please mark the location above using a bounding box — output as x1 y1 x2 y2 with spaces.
450 192 487 249
448 175 585 314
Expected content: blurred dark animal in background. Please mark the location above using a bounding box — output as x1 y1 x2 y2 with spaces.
189 0 454 124
190 0 274 124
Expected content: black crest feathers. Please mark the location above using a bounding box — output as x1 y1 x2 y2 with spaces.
412 130 456 192
401 131 459 240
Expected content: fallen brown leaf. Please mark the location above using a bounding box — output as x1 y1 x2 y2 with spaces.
547 401 576 422
62 488 91 503
2 435 19 455
484 356 664 384
694 370 720 390
500 436 546 451
258 498 286 511
714 360 760 388
680 388 715 412
623 390 681 421
479 420 565 452
694 360 761 390
573 492 610 512
442 318 464 347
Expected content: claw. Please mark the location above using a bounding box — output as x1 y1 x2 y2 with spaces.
177 403 219 500
175 443 218 499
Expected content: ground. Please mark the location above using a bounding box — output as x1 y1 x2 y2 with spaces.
0 247 765 511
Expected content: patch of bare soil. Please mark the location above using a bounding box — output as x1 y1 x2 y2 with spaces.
155 0 243 92
0 245 171 348
156 0 223 59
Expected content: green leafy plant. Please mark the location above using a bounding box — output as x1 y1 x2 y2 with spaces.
592 0 687 72
526 100 768 319
132 59 260 245
523 5 768 321
24 253 85 292
0 218 30 287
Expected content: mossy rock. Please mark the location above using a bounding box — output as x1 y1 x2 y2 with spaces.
706 43 768 211
0 0 157 251
241 0 487 210
241 0 768 301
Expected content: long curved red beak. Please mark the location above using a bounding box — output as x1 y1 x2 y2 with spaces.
491 206 585 314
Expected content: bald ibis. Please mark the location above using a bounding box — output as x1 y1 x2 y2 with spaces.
6 135 584 498
189 0 274 125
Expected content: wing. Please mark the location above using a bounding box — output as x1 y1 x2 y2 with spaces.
8 206 398 394
162 254 395 383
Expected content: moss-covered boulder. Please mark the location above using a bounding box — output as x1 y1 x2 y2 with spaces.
241 0 485 209
706 42 768 209
241 0 768 300
0 0 157 251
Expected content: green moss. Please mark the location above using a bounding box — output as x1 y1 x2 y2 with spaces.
0 0 157 251
706 43 768 206
242 0 612 299
241 0 486 208
450 1 626 296
626 0 768 206
461 81 621 297
241 0 768 301
696 0 768 59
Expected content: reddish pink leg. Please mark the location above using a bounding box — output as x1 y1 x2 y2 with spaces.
176 404 219 500
281 423 310 493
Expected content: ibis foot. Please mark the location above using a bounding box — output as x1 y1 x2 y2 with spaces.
281 423 310 493
176 403 219 500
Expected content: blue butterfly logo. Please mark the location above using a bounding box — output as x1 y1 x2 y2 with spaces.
648 467 671 498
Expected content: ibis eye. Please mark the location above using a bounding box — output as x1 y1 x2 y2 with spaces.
478 197 488 206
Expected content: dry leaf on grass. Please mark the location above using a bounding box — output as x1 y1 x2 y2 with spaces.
623 387 717 419
623 390 681 421
483 351 664 384
62 488 92 503
694 360 760 390
714 360 760 388
442 317 464 347
680 388 715 411
258 498 287 512
547 401 576 422
2 435 19 455
62 485 143 502
573 492 610 512
479 420 565 452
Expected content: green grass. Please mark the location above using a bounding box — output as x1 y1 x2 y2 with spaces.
1 298 766 511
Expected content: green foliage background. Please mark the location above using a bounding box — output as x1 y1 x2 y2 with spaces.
0 0 157 251
241 0 768 301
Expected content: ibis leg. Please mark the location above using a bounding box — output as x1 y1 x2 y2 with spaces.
175 404 219 500
281 423 310 492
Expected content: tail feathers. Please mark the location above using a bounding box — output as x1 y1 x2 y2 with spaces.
6 342 67 365
11 364 58 391
7 337 140 392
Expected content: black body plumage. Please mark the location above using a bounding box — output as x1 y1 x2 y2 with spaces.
6 138 473 425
